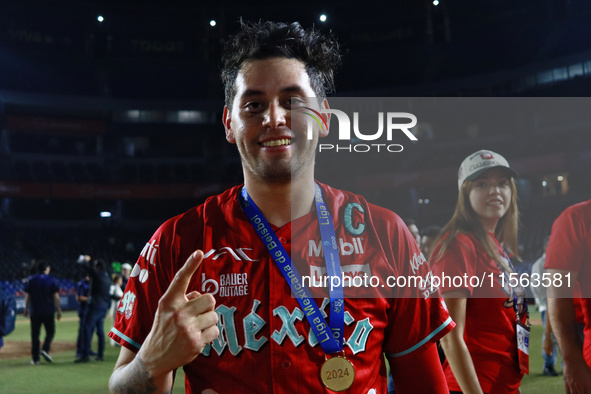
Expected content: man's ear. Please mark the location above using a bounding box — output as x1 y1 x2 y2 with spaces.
320 98 330 138
223 106 235 143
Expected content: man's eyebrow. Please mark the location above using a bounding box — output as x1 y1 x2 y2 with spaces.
281 85 309 95
240 85 310 99
241 89 264 98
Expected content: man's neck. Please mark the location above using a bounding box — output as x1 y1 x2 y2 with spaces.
244 176 316 228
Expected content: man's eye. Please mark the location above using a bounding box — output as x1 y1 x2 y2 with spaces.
245 102 264 112
288 98 305 109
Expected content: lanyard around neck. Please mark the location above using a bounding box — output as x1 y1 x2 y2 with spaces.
238 183 345 354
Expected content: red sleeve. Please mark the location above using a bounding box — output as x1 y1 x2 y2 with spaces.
379 211 455 357
389 343 449 394
108 215 185 352
545 205 586 272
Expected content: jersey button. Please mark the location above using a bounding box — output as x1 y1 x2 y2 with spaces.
282 360 292 369
279 237 287 244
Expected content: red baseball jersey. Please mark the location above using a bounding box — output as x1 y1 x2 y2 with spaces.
109 183 454 393
545 199 591 366
430 233 524 394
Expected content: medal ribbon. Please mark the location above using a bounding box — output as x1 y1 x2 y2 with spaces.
239 183 344 354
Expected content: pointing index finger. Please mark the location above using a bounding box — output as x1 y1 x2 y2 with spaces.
163 250 204 300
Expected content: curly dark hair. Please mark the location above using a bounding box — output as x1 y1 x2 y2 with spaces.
221 20 342 108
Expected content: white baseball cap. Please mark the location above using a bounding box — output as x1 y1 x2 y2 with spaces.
121 263 132 271
457 149 518 190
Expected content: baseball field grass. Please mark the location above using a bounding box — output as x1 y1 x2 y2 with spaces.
0 311 185 394
0 310 566 393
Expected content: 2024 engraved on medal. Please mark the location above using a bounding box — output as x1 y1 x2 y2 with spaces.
320 355 355 392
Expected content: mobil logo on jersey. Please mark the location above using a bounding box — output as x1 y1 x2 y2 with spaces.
308 237 364 258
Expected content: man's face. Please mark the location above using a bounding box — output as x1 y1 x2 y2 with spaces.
223 57 328 184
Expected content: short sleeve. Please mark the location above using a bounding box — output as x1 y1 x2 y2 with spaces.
108 220 177 352
52 279 60 294
545 207 585 272
382 214 454 357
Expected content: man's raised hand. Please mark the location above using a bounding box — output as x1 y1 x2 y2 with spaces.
138 250 219 379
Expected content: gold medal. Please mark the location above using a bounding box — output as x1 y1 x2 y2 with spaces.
320 354 355 392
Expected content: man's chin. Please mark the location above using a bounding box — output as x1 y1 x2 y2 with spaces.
259 172 293 184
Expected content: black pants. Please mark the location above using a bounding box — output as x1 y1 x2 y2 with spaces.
76 306 88 357
30 314 55 361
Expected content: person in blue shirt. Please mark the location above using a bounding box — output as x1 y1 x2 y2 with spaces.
76 256 112 362
24 261 62 365
75 275 90 358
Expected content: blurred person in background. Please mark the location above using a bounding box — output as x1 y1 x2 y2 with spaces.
23 260 62 365
75 274 93 359
403 218 421 247
420 225 442 261
120 263 132 291
530 235 559 377
109 273 123 347
76 256 111 363
546 199 591 393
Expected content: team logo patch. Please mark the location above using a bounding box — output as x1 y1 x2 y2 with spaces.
343 203 365 236
118 291 136 320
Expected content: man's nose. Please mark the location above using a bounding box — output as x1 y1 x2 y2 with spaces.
262 102 287 128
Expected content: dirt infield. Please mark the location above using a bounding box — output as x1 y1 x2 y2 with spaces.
0 340 76 360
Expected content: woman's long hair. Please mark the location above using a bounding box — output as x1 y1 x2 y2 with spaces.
431 178 520 268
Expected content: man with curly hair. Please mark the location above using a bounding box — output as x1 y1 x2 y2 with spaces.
109 20 453 393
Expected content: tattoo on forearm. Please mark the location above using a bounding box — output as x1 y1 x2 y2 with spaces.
110 357 171 394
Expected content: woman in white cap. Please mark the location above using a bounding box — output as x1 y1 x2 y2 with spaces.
430 150 528 394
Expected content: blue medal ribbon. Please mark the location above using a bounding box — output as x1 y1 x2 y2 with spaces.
238 183 345 354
